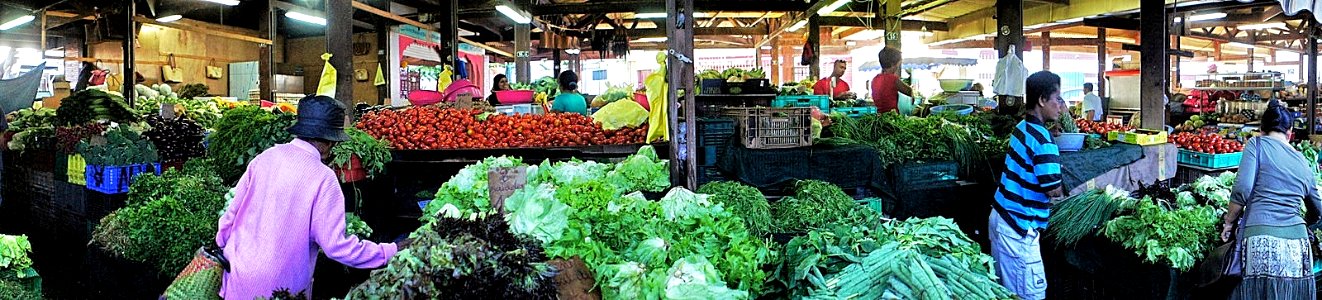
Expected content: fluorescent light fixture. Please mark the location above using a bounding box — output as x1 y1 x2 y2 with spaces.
45 49 63 57
1188 12 1227 22
760 46 771 49
1227 42 1254 49
200 0 241 6
155 15 183 23
0 46 9 53
1238 22 1286 30
1059 17 1085 23
786 20 808 32
817 0 851 16
634 12 709 19
635 37 667 43
0 15 35 30
844 30 885 41
566 48 581 55
285 11 327 26
496 5 531 24
845 41 857 46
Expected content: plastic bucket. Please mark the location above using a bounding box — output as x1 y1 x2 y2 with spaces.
930 104 974 116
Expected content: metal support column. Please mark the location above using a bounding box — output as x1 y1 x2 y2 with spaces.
439 0 459 70
1309 27 1318 137
123 0 136 102
1097 27 1107 97
807 15 821 80
553 50 561 77
996 0 1024 59
328 0 353 105
1139 0 1167 130
259 0 276 101
667 0 696 189
1042 32 1051 70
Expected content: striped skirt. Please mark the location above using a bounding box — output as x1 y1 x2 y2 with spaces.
1229 225 1316 300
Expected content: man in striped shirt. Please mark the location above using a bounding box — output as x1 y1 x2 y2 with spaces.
989 71 1066 300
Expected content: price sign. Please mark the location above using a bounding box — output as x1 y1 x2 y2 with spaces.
487 166 528 214
160 103 176 119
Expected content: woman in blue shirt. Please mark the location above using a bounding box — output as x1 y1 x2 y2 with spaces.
551 71 589 116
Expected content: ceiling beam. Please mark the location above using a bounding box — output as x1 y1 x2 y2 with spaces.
1083 17 1139 31
1026 0 1070 5
1187 32 1300 52
816 17 949 31
134 16 272 45
524 0 810 16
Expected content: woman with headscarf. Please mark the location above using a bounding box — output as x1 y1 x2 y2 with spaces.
1220 100 1321 300
486 74 510 106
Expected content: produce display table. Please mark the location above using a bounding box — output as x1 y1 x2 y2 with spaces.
1175 164 1237 186
715 142 887 191
1065 144 1179 196
390 143 666 164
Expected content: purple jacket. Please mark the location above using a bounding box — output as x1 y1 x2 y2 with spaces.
216 139 397 299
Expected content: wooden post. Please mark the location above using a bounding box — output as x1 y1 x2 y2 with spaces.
996 0 1024 59
259 0 276 101
667 0 697 189
373 0 390 103
1097 27 1106 97
1247 47 1255 72
1309 26 1318 137
1139 0 1167 130
884 0 901 48
771 31 781 83
808 15 821 80
123 0 136 103
1042 31 1051 70
328 0 353 105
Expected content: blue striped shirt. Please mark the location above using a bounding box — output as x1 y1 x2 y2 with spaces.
993 115 1063 234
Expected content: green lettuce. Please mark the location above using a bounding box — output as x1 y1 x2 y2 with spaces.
504 183 573 245
607 146 670 193
663 255 749 300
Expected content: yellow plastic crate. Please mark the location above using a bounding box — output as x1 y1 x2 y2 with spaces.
1107 129 1168 146
67 154 86 186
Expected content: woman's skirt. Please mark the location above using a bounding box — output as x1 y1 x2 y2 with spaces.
1230 224 1315 300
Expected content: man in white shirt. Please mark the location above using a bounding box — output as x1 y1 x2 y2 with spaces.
1081 83 1103 121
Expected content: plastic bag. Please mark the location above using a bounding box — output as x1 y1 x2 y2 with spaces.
437 65 454 92
315 53 337 98
991 45 1027 97
645 52 669 143
593 100 649 130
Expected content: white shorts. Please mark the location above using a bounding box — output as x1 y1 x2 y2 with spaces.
989 211 1047 300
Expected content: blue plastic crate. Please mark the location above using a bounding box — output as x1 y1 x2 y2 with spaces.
772 95 831 111
85 163 162 194
831 106 878 118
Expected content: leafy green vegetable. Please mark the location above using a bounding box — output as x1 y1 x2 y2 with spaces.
504 183 573 245
56 89 140 126
1047 185 1132 248
421 156 524 223
598 83 636 104
698 181 771 236
533 76 560 96
0 235 36 280
93 167 228 274
7 107 56 132
77 123 159 166
206 106 295 183
330 128 392 179
770 180 857 233
660 255 749 300
345 213 373 240
826 112 995 176
1103 196 1222 271
606 145 670 193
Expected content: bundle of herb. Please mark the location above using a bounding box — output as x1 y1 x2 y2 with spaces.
330 128 392 179
698 181 772 236
771 180 858 233
92 168 227 274
206 106 295 183
1102 196 1222 271
1047 186 1133 248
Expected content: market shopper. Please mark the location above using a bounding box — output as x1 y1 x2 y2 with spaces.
551 70 590 116
989 70 1065 300
813 60 851 99
1220 100 1321 300
486 74 511 106
215 95 399 299
870 47 914 113
1081 83 1103 121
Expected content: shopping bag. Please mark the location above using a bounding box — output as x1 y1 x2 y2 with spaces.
991 45 1027 97
89 60 108 85
316 53 337 98
160 244 228 300
373 63 386 86
162 54 184 83
205 59 223 79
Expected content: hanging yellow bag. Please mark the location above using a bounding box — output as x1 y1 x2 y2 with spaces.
316 53 337 98
436 65 454 92
645 52 669 143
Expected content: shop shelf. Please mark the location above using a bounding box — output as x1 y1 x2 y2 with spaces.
1177 149 1242 169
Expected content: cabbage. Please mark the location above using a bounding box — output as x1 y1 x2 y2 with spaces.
504 183 573 245
663 256 749 300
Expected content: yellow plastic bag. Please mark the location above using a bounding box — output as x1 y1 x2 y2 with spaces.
593 100 649 130
316 53 337 98
645 52 669 143
374 63 386 86
437 65 454 92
